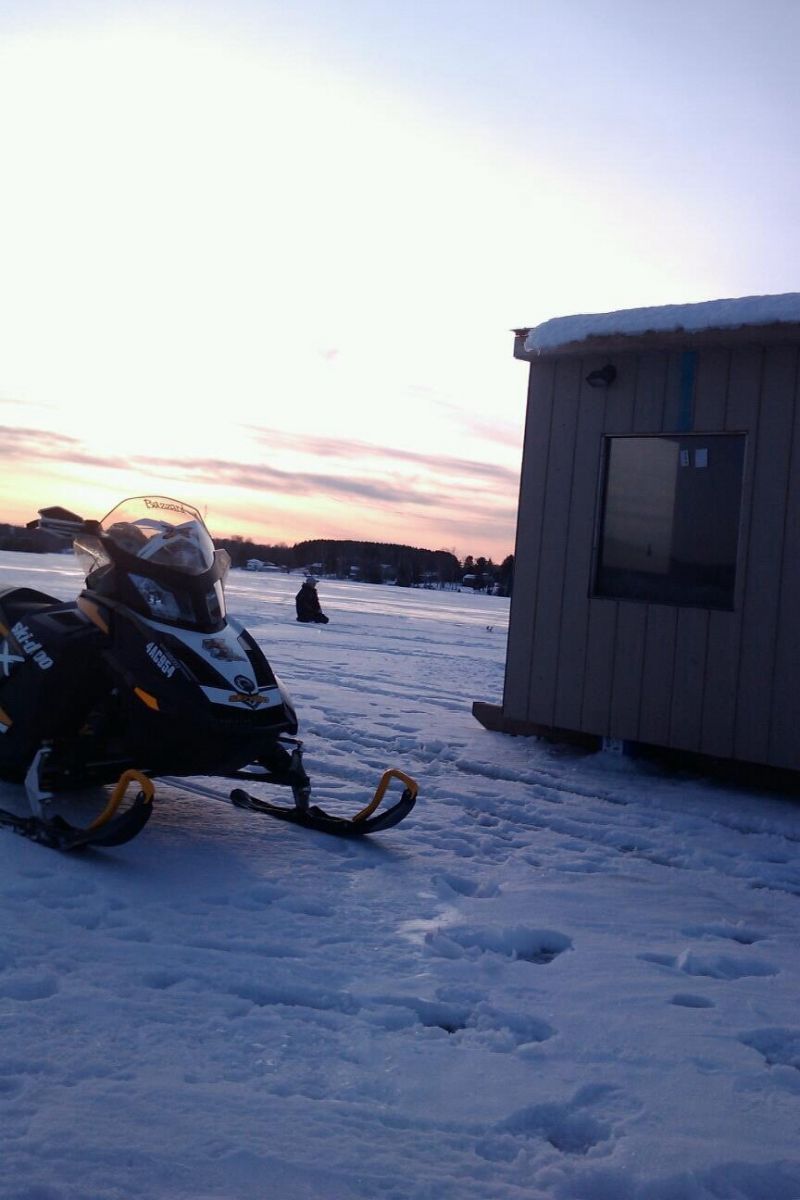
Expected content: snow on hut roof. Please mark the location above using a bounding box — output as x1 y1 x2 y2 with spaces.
523 292 800 356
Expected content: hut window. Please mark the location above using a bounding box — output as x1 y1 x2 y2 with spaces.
594 433 745 610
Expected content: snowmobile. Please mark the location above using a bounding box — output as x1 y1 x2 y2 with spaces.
0 496 417 851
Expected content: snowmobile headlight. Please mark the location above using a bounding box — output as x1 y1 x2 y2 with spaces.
130 574 196 623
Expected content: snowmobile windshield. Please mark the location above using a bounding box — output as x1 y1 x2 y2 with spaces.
101 497 216 575
75 496 231 632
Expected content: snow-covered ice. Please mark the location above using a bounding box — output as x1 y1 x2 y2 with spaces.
1 552 799 1200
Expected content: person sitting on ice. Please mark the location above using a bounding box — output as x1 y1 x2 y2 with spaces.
295 576 329 624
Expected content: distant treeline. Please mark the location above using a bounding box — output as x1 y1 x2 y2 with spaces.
0 523 513 594
0 524 65 554
216 535 514 592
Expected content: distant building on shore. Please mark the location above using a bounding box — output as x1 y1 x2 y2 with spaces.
19 505 85 552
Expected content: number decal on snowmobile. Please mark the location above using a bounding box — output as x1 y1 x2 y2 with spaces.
145 641 176 677
9 622 53 670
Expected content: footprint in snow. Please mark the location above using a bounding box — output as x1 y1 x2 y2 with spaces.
0 973 59 1001
681 922 767 945
432 872 501 899
110 925 153 943
141 970 187 991
17 866 53 880
364 993 556 1048
476 1084 619 1161
425 924 572 964
365 995 471 1035
469 1002 556 1052
639 948 778 979
739 1027 800 1073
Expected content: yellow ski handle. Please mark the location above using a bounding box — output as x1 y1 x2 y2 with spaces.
352 768 418 824
86 769 155 832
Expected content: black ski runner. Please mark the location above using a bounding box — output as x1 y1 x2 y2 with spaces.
0 759 418 852
160 763 418 837
229 767 418 837
0 770 154 852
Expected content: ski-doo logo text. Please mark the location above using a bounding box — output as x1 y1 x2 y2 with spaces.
228 692 268 709
145 642 176 677
10 622 53 671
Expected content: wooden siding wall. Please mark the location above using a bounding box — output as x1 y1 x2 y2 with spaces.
503 342 800 770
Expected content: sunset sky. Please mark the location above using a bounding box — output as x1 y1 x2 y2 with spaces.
1 1 798 562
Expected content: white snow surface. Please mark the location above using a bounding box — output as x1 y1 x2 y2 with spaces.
2 552 799 1200
524 292 800 354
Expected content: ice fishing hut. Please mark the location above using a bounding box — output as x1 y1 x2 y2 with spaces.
473 293 800 774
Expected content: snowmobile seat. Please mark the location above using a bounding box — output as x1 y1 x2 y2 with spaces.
0 592 109 782
0 586 64 626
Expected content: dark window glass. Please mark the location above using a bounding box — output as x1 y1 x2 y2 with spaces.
594 434 746 610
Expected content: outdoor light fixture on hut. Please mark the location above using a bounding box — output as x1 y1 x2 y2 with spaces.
477 294 800 777
585 363 617 389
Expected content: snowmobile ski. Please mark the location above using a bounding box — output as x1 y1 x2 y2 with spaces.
229 767 418 837
0 768 155 852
